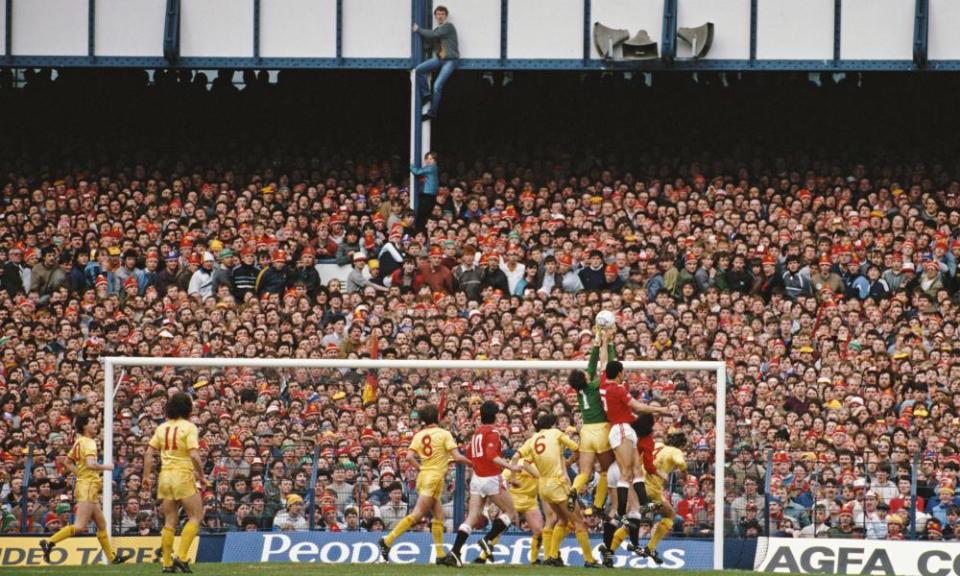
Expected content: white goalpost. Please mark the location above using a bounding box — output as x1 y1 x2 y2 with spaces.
102 357 727 568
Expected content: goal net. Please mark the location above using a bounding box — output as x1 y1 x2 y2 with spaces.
101 357 726 568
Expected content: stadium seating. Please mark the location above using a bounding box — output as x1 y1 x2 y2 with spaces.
0 69 959 542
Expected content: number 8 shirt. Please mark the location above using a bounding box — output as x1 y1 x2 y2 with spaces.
409 425 458 499
148 418 200 501
466 424 503 497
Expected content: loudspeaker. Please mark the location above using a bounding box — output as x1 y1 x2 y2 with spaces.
623 30 658 60
677 22 714 59
594 22 630 59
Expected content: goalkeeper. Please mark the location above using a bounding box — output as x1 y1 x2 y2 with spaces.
566 324 616 514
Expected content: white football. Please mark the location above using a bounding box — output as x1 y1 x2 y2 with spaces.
595 310 617 328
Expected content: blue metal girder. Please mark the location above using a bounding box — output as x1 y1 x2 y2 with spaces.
833 0 842 62
914 0 929 68
1 56 958 72
661 0 677 63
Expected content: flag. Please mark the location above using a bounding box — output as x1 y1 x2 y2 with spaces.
361 336 379 406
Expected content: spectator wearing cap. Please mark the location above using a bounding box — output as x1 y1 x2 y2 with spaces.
863 491 888 539
135 250 160 295
377 225 406 278
211 248 236 296
930 484 958 526
231 249 260 302
379 482 408 529
272 494 308 532
347 253 388 294
481 252 509 294
418 246 454 294
188 251 217 299
256 250 293 296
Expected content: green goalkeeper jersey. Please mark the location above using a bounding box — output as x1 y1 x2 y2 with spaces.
576 343 615 424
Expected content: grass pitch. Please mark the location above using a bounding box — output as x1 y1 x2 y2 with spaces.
12 564 765 576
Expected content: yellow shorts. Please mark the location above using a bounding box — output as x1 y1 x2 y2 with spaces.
538 477 570 505
75 480 102 503
580 422 612 454
416 470 445 500
512 493 538 513
645 473 664 505
158 470 198 501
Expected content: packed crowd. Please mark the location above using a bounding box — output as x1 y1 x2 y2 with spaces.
1 71 960 543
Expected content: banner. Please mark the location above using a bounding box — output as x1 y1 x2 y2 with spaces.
756 537 960 576
222 531 714 569
0 536 198 567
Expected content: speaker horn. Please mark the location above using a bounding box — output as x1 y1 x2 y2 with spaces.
622 30 658 60
593 22 629 59
677 22 714 59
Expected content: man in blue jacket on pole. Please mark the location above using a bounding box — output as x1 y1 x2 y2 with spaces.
411 151 439 231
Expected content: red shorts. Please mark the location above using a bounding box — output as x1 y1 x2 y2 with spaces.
636 435 657 476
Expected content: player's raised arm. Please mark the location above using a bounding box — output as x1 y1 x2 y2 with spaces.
587 326 602 380
628 398 671 416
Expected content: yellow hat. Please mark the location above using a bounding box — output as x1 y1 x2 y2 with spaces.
286 494 303 505
368 259 379 270
107 246 121 256
826 399 842 410
209 240 223 252
193 379 209 390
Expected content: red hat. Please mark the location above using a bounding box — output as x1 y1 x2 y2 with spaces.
604 264 619 275
273 250 287 262
819 254 832 266
95 275 108 288
429 246 443 257
773 451 791 464
188 254 201 266
124 276 138 289
227 435 242 450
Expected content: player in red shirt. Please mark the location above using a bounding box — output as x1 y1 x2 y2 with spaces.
450 401 531 567
600 361 671 525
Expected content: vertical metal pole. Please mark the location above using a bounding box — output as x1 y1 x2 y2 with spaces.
763 449 773 538
5 0 13 59
713 363 726 570
307 445 321 530
582 0 590 63
103 359 114 550
409 0 424 210
500 0 508 64
749 0 758 63
909 453 918 539
833 0 842 63
253 0 261 62
453 463 465 529
20 443 33 533
335 0 343 64
88 0 96 58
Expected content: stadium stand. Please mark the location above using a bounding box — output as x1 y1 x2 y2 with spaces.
1 69 960 544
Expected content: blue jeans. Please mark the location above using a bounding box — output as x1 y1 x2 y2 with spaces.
415 57 458 116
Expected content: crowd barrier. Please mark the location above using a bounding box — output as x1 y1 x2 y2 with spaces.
755 537 960 576
0 535 197 567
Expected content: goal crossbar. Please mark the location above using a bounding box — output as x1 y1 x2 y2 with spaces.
101 357 727 568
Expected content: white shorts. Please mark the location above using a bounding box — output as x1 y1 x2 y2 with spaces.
608 423 638 450
470 474 503 497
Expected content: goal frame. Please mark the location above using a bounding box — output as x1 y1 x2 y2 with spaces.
102 357 726 568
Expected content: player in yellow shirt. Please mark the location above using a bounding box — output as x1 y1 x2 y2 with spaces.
599 428 687 566
514 412 599 568
474 455 547 565
379 404 472 566
40 413 132 565
143 392 205 573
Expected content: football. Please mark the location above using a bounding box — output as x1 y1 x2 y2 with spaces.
595 309 617 328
